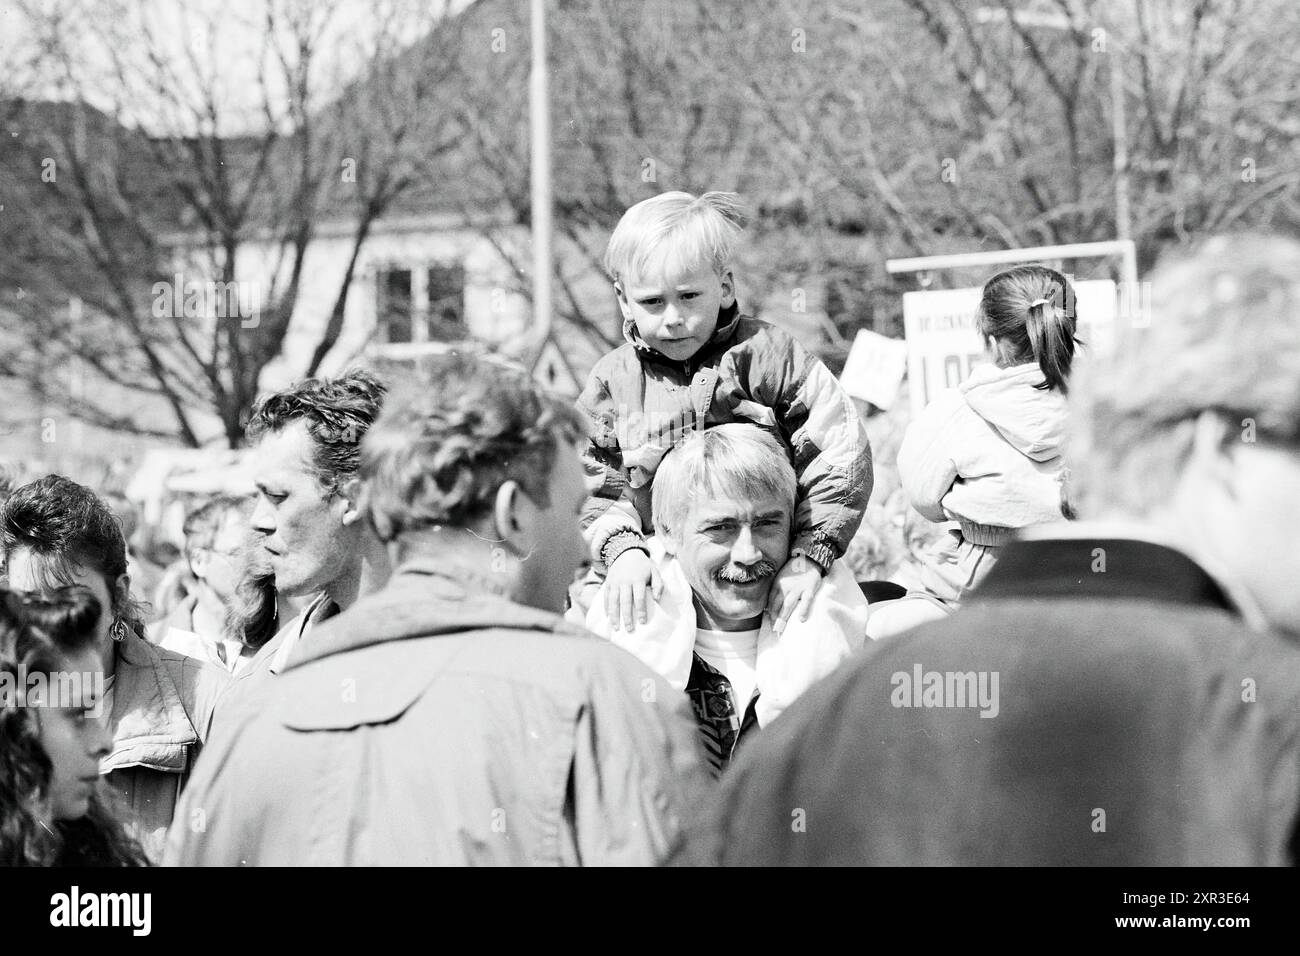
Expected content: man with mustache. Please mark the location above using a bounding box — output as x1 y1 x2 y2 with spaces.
577 423 867 776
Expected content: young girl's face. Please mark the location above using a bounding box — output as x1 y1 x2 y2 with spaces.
34 646 111 822
617 255 735 362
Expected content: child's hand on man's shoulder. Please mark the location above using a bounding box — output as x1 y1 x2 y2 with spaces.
766 553 825 635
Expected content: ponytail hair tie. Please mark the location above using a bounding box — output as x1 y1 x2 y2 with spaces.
1029 297 1051 309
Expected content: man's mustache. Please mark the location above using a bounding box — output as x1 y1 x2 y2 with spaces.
715 560 777 584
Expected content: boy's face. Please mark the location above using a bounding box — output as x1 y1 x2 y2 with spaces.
617 257 735 362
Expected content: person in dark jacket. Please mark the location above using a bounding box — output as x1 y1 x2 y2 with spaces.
166 354 709 866
675 233 1300 866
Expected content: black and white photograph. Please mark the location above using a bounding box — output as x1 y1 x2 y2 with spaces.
0 0 1297 926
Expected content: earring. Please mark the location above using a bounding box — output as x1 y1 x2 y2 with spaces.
109 618 128 643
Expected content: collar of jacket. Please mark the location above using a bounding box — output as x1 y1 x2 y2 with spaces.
104 627 198 774
972 534 1240 616
283 560 589 672
265 590 339 675
623 300 742 368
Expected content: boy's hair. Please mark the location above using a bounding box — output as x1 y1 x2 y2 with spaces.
652 424 796 542
603 191 747 284
977 265 1081 394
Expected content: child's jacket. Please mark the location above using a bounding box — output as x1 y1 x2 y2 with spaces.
577 302 873 572
897 362 1068 546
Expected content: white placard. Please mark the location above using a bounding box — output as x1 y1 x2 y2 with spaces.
903 279 1116 416
839 328 909 410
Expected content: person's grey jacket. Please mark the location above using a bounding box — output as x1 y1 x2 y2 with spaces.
165 561 710 866
105 627 228 862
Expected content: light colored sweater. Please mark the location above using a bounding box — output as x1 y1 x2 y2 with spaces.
897 362 1068 545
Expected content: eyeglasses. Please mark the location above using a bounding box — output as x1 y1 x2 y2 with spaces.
192 545 245 561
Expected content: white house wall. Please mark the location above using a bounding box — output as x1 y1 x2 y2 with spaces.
230 218 536 392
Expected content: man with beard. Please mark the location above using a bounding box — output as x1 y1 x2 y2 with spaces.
213 370 391 717
152 495 257 673
577 423 867 776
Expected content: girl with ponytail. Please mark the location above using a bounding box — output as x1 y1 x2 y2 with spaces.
978 265 1079 394
873 266 1080 638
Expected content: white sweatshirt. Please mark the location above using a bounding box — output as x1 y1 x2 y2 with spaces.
897 362 1069 543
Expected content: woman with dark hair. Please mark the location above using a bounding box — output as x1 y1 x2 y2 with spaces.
1 475 228 862
222 537 285 653
0 585 148 866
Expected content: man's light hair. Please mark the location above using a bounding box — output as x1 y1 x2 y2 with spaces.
603 191 746 284
1068 233 1300 517
652 424 796 541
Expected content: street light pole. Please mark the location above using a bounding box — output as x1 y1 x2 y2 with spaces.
1107 44 1139 299
529 0 553 350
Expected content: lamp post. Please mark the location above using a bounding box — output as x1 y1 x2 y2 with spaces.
529 0 553 350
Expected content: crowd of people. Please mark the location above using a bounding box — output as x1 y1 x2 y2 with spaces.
2 191 1299 866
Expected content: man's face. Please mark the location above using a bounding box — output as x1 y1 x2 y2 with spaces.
668 489 791 630
514 441 588 615
249 420 358 598
617 256 734 362
190 509 247 603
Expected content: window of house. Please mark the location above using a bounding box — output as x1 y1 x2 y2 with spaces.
374 262 466 346
376 268 413 343
426 262 465 340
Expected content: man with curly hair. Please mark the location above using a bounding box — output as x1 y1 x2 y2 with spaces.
167 355 708 865
216 369 392 707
